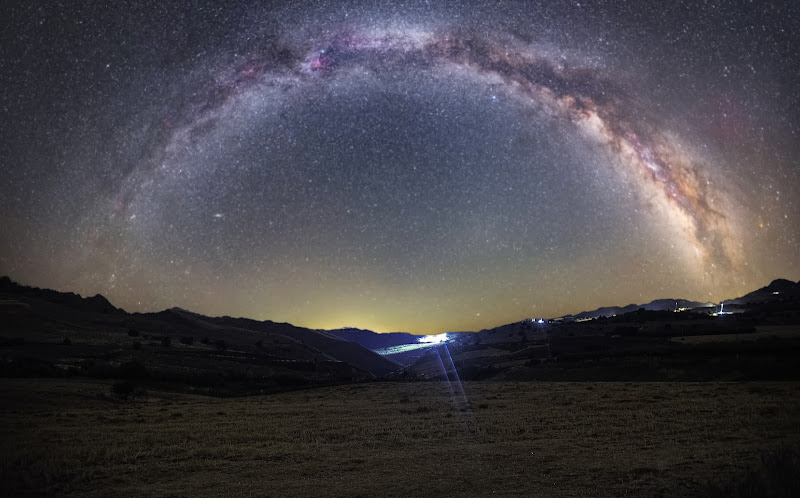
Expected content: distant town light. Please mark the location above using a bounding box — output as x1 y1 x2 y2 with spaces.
419 333 448 344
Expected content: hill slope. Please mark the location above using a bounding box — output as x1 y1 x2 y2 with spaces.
725 279 800 304
0 277 400 387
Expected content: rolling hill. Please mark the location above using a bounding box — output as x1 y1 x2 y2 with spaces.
0 277 400 393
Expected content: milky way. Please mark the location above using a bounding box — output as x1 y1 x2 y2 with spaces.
135 27 739 268
1 1 798 333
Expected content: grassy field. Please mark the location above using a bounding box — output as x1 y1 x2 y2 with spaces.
2 378 799 497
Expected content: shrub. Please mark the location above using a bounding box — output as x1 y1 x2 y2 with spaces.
111 381 136 401
62 337 72 345
161 336 171 347
255 340 263 349
127 329 139 337
132 341 141 350
180 336 194 345
201 337 210 344
215 339 227 351
120 359 147 379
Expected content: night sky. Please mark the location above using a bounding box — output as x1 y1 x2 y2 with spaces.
1 1 798 334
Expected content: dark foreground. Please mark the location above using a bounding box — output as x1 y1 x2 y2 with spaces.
2 378 799 496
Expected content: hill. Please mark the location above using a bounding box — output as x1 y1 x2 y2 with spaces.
407 277 800 383
0 277 399 394
572 298 710 320
326 327 419 350
725 278 800 305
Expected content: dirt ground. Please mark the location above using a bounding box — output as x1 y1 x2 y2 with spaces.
2 378 799 496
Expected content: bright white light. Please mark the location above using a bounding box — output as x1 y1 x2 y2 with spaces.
419 333 448 344
537 319 545 324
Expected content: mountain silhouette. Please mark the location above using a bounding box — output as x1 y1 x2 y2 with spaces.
0 276 399 378
724 279 800 305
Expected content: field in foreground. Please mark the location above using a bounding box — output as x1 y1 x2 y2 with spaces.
2 379 800 496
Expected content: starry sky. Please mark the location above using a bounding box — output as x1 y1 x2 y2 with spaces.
1 1 798 334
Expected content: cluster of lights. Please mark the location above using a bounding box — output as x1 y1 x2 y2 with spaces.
418 333 449 344
373 333 449 356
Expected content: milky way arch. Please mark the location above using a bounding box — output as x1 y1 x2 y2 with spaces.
114 27 741 273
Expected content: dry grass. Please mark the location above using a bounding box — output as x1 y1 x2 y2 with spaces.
2 378 799 496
